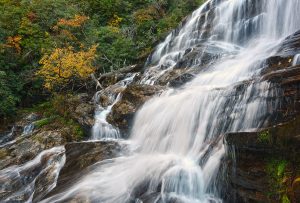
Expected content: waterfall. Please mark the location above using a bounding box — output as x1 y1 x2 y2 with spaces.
41 0 300 202
293 53 300 66
91 73 137 140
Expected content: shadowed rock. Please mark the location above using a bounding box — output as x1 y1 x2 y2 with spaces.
107 84 163 136
45 141 121 199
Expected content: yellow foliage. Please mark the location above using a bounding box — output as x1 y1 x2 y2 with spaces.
133 5 161 25
57 15 89 27
37 45 97 90
6 35 22 53
60 29 77 40
108 14 123 27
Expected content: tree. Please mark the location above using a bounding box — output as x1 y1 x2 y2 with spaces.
37 45 97 91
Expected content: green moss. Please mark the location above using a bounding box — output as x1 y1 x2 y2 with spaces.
266 158 289 200
282 194 290 203
73 125 85 140
0 149 8 159
34 116 56 129
56 116 85 140
258 130 271 144
20 94 86 141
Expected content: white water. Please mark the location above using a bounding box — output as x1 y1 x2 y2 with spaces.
91 74 137 140
0 147 65 202
91 94 122 140
293 53 300 66
0 123 35 148
22 123 34 136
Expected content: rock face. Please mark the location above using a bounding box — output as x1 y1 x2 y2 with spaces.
0 129 67 170
223 117 300 203
44 141 121 200
0 140 121 203
66 93 95 134
107 84 163 136
153 42 240 87
98 64 143 88
0 146 65 203
223 30 300 203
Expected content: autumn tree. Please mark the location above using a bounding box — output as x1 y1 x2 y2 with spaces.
37 45 97 91
0 0 204 118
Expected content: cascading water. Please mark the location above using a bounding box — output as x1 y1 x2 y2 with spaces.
91 73 137 140
293 53 300 66
0 147 65 202
12 0 300 202
0 123 35 148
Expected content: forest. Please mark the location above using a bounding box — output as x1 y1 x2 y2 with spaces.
0 0 203 120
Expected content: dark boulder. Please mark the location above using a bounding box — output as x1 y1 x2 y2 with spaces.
169 73 195 88
98 64 143 88
44 141 121 200
223 117 300 203
66 93 95 134
107 84 163 136
277 30 300 56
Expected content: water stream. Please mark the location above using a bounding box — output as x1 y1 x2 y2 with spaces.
91 73 137 140
293 53 300 66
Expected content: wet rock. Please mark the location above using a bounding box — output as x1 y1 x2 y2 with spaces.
154 41 240 87
277 30 300 55
261 29 300 74
98 64 142 88
169 73 195 88
0 126 22 146
156 69 188 86
262 55 294 73
174 42 239 70
222 41 300 202
97 83 127 107
0 147 65 202
65 93 95 134
0 130 66 170
45 141 121 199
107 84 163 136
223 117 300 203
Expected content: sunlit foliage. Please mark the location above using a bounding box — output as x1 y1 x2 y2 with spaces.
37 45 97 90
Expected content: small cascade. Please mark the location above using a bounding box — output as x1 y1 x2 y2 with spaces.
0 127 16 148
22 123 35 136
0 147 65 202
91 94 122 140
0 123 35 148
91 73 137 140
293 53 300 66
142 0 300 84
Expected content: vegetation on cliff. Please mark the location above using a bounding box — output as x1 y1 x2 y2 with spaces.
0 0 204 120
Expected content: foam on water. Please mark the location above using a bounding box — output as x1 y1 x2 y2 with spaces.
91 73 137 140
